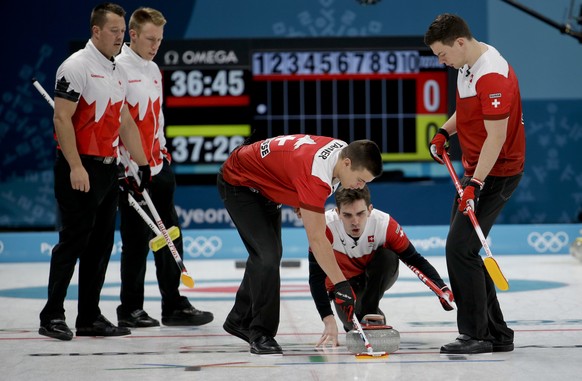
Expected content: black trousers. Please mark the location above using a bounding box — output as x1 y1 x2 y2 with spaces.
446 173 522 343
333 247 400 329
40 154 118 327
217 172 283 342
118 160 189 316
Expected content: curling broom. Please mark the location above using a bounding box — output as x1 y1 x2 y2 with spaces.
442 153 509 291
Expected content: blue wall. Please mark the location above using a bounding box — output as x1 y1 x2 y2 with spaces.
1 224 580 262
1 0 581 228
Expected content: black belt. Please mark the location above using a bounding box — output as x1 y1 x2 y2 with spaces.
81 155 116 164
57 150 116 164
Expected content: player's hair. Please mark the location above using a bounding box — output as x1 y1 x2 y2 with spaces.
90 3 126 31
340 140 383 178
424 13 473 47
129 7 167 33
334 186 371 210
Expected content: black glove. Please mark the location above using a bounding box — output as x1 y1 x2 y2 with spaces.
119 175 142 197
429 128 450 164
137 164 151 192
439 286 455 311
334 280 356 321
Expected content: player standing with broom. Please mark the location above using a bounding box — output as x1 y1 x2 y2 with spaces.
115 7 213 328
424 13 525 354
39 3 150 340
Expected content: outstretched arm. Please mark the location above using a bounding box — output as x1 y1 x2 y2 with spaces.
308 252 334 319
384 216 454 310
398 243 446 288
398 243 455 310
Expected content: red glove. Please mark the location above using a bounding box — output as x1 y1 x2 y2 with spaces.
333 280 356 321
429 128 450 164
439 286 455 311
458 178 484 214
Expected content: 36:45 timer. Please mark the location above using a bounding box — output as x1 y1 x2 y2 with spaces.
169 69 245 97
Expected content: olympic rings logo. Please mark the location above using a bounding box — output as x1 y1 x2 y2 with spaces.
183 236 222 258
527 231 569 253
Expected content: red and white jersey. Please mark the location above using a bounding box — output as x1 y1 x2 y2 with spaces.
456 44 525 177
116 44 169 175
54 39 127 157
323 208 410 291
222 135 346 212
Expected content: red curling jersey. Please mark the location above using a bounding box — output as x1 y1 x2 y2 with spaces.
323 208 410 291
54 39 127 157
116 44 169 176
222 135 346 212
456 44 525 177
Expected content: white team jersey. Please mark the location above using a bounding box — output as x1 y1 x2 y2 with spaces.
116 44 167 176
55 39 128 157
325 208 391 259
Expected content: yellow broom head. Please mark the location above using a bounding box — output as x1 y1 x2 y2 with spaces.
181 273 195 288
484 257 509 291
355 352 388 359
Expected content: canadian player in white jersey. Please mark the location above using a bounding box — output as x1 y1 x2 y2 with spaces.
115 7 213 329
39 3 150 342
116 41 168 175
218 135 383 355
309 186 453 346
425 13 524 355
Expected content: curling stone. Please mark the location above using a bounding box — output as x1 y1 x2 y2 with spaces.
346 314 400 354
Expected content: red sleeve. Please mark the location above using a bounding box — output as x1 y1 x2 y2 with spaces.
295 177 331 213
383 216 410 253
476 73 513 120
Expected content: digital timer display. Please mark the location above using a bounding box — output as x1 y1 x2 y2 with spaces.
155 37 450 177
169 69 245 98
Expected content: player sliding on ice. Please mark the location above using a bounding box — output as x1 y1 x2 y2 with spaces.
308 186 454 347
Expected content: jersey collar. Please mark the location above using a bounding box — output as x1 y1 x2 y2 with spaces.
86 39 117 71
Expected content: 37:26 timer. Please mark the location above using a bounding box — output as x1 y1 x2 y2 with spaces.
171 136 245 163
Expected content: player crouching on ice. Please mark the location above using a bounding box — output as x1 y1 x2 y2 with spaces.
308 186 454 347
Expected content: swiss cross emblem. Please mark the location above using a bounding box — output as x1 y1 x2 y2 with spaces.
489 93 502 108
367 236 374 243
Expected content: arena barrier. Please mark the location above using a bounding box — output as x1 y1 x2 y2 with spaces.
0 224 580 263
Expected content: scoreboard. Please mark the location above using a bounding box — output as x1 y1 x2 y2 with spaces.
156 37 450 177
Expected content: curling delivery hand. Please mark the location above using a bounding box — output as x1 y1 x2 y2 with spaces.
334 280 356 321
316 315 339 347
